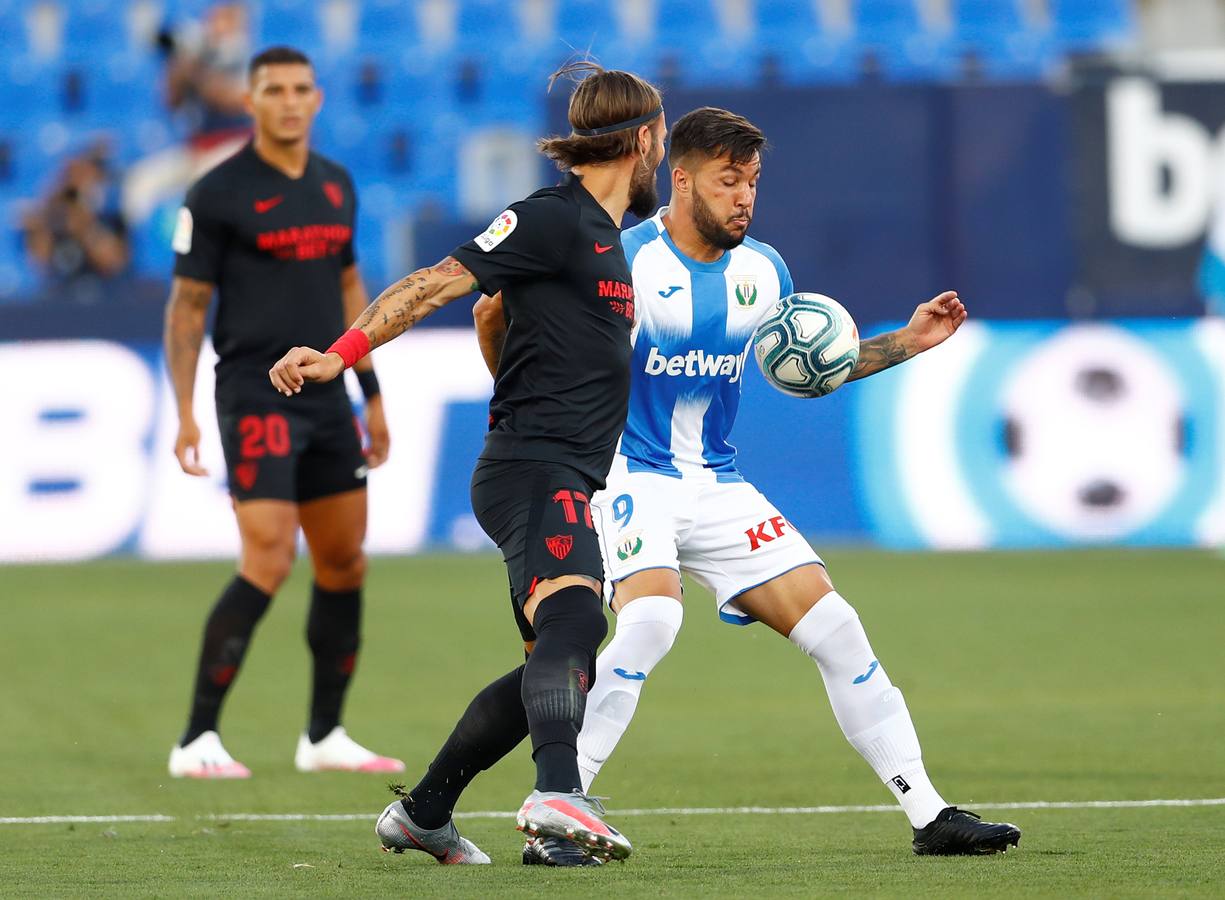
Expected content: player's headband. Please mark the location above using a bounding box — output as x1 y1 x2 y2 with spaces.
572 105 663 137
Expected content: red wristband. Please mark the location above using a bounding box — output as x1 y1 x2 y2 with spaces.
325 329 371 370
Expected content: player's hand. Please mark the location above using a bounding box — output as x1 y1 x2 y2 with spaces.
905 291 967 352
269 347 344 395
364 395 390 469
174 417 209 477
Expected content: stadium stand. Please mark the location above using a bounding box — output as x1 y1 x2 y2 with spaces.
0 0 1137 302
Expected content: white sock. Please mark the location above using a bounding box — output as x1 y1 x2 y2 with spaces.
789 591 948 828
577 595 683 792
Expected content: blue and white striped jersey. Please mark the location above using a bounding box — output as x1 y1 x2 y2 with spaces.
618 209 794 481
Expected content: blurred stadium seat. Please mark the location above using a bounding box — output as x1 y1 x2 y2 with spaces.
1048 0 1136 51
0 0 1141 301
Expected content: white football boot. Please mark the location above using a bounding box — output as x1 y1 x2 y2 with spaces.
294 726 405 773
168 731 251 779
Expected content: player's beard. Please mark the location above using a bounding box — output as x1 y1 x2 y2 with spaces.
627 151 660 219
692 187 750 251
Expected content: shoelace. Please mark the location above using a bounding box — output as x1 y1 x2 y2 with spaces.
570 790 611 816
948 807 981 822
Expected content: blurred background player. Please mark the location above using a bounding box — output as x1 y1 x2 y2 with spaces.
268 62 667 866
476 107 1021 857
165 46 398 778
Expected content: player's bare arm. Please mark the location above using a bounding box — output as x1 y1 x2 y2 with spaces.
269 256 480 395
846 291 967 382
163 275 215 475
473 292 507 379
341 264 390 468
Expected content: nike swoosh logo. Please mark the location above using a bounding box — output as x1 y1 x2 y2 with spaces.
398 821 450 862
254 195 284 213
594 242 614 254
658 285 683 298
614 667 647 681
852 660 879 684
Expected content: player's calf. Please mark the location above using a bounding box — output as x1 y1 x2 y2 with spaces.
577 594 682 791
522 586 606 793
788 591 950 829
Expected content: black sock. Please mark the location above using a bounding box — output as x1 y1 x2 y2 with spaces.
180 576 271 746
405 665 529 829
521 586 607 793
306 583 361 743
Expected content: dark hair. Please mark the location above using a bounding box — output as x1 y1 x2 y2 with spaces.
668 107 765 170
248 46 313 80
538 60 663 170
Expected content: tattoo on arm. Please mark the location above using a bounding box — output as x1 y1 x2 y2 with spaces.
352 256 480 348
163 278 214 412
847 331 911 382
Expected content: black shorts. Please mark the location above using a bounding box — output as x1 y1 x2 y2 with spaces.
470 458 605 642
216 381 366 504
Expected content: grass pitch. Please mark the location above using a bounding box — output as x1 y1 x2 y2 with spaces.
1 549 1223 897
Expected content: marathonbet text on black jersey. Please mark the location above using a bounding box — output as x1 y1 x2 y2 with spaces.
172 142 357 399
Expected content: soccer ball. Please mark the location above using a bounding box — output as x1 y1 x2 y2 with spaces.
752 293 860 398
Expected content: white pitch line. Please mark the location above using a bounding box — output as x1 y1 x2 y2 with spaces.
3 797 1223 826
0 815 177 824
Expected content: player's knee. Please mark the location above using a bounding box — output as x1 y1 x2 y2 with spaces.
787 590 858 658
614 595 683 660
241 536 296 591
316 548 366 590
533 585 608 649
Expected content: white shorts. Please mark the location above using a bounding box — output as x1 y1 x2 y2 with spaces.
591 455 823 625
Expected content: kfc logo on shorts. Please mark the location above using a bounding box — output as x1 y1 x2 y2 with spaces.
234 461 259 491
745 515 794 551
545 534 574 560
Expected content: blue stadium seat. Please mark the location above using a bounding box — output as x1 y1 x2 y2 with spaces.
62 2 129 60
83 59 163 132
1048 0 1135 51
0 3 28 57
259 0 323 50
456 0 522 45
852 0 956 80
756 0 824 43
738 0 847 84
954 0 1026 42
656 0 726 48
950 0 1054 78
555 0 621 54
358 0 418 53
853 0 924 45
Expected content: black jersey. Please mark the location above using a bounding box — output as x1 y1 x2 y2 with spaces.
172 142 356 396
452 174 636 488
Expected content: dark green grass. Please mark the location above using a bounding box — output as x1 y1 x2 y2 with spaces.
1 550 1223 896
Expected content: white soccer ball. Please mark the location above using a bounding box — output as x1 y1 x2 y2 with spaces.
752 293 860 398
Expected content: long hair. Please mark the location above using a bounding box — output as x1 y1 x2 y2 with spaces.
537 60 663 170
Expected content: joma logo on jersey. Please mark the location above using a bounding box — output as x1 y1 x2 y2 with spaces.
643 346 747 383
598 280 635 300
746 515 795 551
